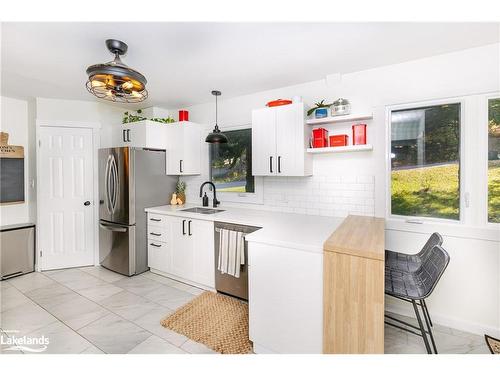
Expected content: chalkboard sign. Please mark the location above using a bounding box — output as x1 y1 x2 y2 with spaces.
0 132 25 205
0 158 25 204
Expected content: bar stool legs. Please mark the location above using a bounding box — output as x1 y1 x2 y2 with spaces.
422 299 433 327
420 300 438 353
412 300 432 354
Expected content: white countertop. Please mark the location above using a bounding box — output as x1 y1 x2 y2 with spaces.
145 204 343 253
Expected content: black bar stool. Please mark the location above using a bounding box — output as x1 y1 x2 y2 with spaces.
385 232 443 329
385 244 450 354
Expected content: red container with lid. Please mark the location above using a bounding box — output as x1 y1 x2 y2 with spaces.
329 134 349 147
352 124 367 145
179 110 189 121
312 128 328 148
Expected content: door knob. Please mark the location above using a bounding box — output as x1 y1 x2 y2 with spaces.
84 201 91 206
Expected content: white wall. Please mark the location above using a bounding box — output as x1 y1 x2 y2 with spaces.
179 43 500 336
36 97 124 129
0 96 35 226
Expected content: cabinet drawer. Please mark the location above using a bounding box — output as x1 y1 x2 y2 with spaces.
148 213 166 226
147 225 168 242
148 240 169 272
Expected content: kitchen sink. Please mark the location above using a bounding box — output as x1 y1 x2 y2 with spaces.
180 207 225 215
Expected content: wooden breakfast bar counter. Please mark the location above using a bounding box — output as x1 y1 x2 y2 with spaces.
323 215 385 354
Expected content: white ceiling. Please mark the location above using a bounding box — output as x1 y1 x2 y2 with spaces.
1 22 499 108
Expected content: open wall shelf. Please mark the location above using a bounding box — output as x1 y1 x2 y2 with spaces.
306 144 373 154
306 113 373 126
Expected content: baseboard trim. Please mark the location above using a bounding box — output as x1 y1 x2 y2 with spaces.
385 300 500 337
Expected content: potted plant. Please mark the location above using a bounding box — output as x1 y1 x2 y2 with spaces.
307 100 332 118
150 116 176 124
122 109 147 124
175 180 186 204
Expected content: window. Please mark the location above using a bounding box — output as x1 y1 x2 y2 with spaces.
210 128 255 193
488 98 500 223
390 103 461 220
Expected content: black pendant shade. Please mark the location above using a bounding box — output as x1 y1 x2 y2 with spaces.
86 39 148 103
205 90 228 144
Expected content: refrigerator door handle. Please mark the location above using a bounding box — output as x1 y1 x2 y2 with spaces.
110 155 119 213
99 223 128 233
104 155 112 214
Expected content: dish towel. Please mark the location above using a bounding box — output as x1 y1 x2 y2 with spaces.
218 229 245 278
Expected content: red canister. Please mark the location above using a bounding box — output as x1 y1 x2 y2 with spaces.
352 124 367 145
312 128 328 148
329 134 349 147
179 110 189 121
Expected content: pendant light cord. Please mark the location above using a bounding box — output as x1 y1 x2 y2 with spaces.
215 94 218 128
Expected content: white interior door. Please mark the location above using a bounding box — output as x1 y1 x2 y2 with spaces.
38 126 95 270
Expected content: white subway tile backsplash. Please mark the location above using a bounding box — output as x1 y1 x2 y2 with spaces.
341 175 357 184
184 173 375 219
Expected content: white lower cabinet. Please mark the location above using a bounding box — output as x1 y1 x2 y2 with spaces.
248 241 323 354
170 217 195 280
146 213 215 289
191 219 215 287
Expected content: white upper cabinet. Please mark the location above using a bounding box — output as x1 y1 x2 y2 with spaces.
100 120 201 176
165 121 202 175
105 120 168 149
251 103 312 176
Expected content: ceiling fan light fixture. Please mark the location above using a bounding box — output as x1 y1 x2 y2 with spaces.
85 39 148 103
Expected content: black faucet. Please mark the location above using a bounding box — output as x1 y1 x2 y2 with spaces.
199 181 220 208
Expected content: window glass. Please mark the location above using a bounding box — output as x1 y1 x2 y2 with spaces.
210 128 255 193
488 98 500 223
391 103 461 220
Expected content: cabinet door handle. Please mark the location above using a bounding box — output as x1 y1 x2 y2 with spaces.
150 243 161 248
269 156 273 173
150 232 161 236
278 156 281 173
188 220 192 236
123 129 127 143
150 218 161 222
182 219 186 235
179 159 183 173
126 129 131 142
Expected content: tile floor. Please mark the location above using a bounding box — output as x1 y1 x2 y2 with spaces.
0 267 490 354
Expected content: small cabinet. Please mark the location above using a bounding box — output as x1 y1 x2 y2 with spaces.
170 217 195 279
147 214 172 274
103 120 167 149
147 213 214 289
251 102 312 176
165 122 202 175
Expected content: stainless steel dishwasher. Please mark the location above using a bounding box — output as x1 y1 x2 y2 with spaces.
214 221 261 300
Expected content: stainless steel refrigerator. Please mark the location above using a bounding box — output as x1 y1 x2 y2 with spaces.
98 147 176 276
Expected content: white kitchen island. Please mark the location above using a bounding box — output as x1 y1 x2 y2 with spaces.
144 203 343 354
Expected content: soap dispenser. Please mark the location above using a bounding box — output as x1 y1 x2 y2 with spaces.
202 192 209 207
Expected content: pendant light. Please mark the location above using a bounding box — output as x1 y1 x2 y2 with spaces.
205 90 228 144
86 39 148 103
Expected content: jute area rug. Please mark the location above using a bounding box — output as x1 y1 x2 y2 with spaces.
161 291 252 354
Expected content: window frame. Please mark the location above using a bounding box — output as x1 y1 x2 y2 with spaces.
386 97 466 225
208 124 264 205
485 93 500 227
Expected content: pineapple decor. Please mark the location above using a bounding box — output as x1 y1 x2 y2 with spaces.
175 180 186 204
